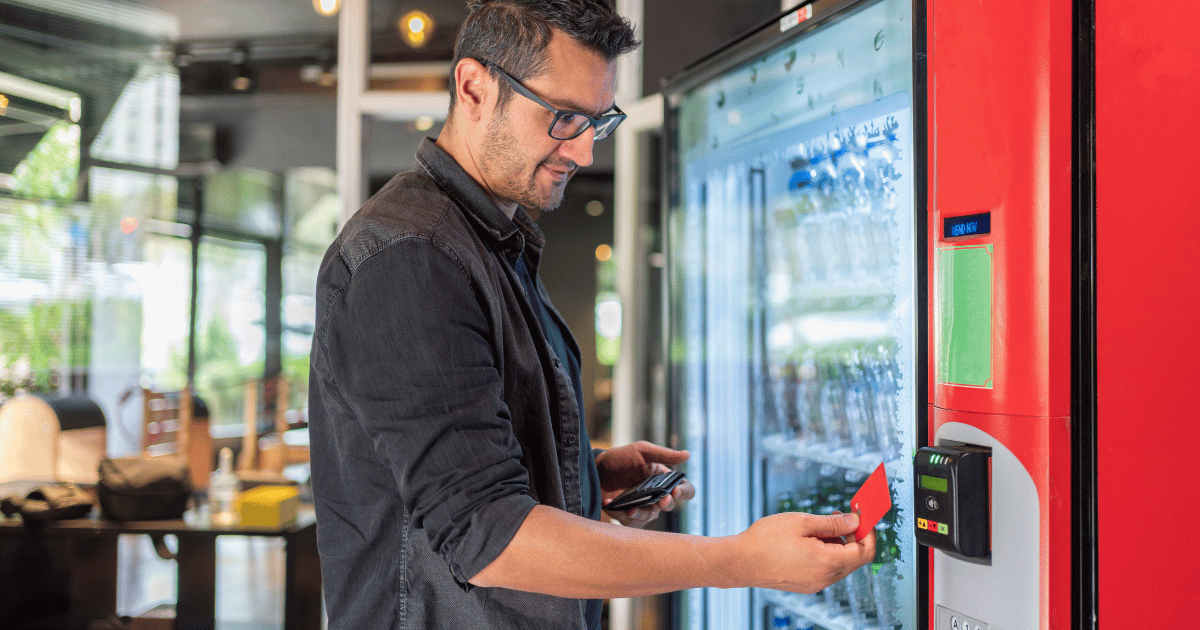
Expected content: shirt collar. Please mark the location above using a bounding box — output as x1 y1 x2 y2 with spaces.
415 138 546 266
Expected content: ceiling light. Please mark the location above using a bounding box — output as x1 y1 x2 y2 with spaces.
414 115 435 131
0 94 8 116
400 10 434 48
313 0 341 17
231 45 252 91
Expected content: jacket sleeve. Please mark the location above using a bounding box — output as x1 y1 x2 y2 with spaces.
320 237 538 585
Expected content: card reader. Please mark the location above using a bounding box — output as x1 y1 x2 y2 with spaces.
913 444 991 558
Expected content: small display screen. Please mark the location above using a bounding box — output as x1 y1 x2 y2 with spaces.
943 212 991 239
920 474 948 492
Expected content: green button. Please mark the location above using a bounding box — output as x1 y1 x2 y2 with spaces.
937 522 949 535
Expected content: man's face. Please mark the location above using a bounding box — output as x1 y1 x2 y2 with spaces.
476 31 617 213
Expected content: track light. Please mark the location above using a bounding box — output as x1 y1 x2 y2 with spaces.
230 44 252 91
0 94 8 117
399 10 433 48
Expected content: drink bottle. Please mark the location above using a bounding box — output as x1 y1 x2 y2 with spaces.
208 446 241 526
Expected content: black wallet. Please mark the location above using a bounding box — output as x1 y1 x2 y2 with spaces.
605 470 686 511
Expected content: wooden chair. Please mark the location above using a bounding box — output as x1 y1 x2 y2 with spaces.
236 376 304 486
142 386 212 489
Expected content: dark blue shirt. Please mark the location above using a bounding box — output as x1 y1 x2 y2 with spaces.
513 255 603 629
308 138 601 629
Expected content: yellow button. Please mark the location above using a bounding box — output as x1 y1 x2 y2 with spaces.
917 518 928 530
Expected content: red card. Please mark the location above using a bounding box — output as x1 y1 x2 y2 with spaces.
848 463 892 542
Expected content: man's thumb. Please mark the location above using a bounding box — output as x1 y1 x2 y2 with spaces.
813 512 859 538
641 442 690 465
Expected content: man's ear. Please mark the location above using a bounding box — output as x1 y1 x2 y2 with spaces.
452 58 492 122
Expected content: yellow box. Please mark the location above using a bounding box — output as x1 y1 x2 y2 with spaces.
236 485 299 528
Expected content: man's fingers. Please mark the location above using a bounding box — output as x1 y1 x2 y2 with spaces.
620 505 659 528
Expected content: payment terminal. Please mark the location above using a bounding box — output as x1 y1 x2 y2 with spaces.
913 444 991 559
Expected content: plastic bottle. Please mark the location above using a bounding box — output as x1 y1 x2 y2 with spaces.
795 351 821 443
209 446 241 526
771 605 793 630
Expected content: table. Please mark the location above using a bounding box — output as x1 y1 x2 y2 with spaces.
0 503 321 630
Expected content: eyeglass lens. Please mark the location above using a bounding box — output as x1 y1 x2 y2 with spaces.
551 112 621 141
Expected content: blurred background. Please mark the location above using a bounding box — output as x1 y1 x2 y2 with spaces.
0 0 786 453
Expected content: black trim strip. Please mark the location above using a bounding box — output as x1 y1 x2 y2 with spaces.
1072 0 1099 628
912 0 930 627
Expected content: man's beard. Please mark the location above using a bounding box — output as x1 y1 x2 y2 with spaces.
479 114 574 213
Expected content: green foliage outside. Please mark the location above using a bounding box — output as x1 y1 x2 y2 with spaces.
11 122 81 202
0 299 91 400
154 315 311 428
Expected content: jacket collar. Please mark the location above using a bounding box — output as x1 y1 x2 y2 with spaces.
415 138 546 269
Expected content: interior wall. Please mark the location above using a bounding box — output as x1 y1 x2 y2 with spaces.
642 0 783 93
182 93 616 177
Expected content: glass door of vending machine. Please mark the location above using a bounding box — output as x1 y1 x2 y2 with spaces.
664 1 922 629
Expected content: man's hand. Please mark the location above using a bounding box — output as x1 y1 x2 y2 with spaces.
596 441 695 528
730 511 877 593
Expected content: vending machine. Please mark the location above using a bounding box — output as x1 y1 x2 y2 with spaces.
663 1 923 629
658 0 1152 628
662 0 1200 628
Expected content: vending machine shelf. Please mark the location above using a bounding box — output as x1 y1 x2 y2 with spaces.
762 584 900 630
761 432 908 481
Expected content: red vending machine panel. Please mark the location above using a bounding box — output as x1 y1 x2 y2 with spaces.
926 1 1074 629
1096 0 1200 624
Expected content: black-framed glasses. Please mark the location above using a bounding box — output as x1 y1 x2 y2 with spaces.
481 60 626 141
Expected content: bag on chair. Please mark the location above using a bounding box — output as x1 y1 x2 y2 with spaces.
96 456 193 521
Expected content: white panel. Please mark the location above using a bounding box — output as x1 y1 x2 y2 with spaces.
335 0 367 223
358 91 449 119
934 423 1040 630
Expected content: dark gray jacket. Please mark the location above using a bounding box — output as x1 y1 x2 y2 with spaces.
308 138 595 629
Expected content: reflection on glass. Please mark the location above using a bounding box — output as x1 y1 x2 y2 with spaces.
195 236 266 427
90 64 180 171
283 167 338 414
204 169 283 238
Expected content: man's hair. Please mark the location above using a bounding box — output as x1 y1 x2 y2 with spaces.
448 0 640 114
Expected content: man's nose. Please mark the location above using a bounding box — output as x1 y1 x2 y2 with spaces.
559 126 596 168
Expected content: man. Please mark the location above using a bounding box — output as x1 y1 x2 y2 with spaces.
308 1 876 628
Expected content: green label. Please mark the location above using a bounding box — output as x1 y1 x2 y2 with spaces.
936 245 994 388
